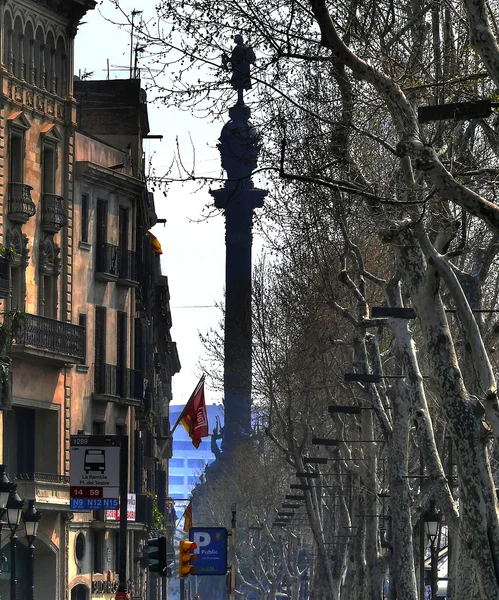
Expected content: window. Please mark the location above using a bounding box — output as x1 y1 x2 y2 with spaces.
6 228 27 311
170 458 185 468
79 314 87 363
94 307 106 393
169 476 185 486
38 237 60 319
116 424 127 438
9 129 24 183
118 206 129 277
187 459 206 469
116 312 127 397
93 531 105 573
42 143 57 195
81 194 89 242
92 421 105 435
173 440 210 451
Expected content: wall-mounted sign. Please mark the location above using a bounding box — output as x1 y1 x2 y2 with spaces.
70 435 120 510
189 527 228 576
105 493 136 521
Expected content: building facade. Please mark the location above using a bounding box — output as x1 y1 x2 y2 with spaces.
168 404 223 504
0 2 180 599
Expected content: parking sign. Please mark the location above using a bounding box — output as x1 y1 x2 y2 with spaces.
189 527 228 576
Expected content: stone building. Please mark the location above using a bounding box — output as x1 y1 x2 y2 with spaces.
0 1 180 599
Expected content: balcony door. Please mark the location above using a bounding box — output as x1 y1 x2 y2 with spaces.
96 199 108 272
94 306 106 393
116 311 127 397
118 206 129 277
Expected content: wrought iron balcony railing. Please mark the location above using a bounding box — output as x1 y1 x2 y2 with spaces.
124 368 143 404
8 182 36 223
94 363 117 397
96 243 119 281
0 256 10 300
12 313 85 364
11 472 69 484
41 193 68 233
117 250 138 285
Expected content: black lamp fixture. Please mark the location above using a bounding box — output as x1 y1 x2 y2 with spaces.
290 484 311 491
424 503 441 545
312 438 339 447
0 466 13 512
6 487 24 600
296 472 319 479
23 500 41 600
6 488 23 533
23 500 41 546
424 502 441 600
304 457 328 464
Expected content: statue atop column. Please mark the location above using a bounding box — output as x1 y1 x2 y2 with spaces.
229 35 256 103
219 35 260 183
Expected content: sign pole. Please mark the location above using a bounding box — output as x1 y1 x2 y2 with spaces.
230 505 236 600
180 575 185 600
116 435 130 600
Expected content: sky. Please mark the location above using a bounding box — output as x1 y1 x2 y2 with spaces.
74 1 229 406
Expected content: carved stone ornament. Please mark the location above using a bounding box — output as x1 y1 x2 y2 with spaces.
47 99 55 116
6 228 29 268
36 94 44 112
39 236 61 276
14 86 22 103
56 103 64 120
25 90 34 108
7 81 12 99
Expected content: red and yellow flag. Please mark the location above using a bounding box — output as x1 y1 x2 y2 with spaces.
182 500 193 533
177 377 209 449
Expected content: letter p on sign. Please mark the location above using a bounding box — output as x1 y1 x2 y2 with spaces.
192 531 211 553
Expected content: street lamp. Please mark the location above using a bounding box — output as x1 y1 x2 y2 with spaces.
6 487 24 600
424 503 441 600
23 500 42 600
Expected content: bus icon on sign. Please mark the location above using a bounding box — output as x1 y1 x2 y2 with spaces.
84 449 106 473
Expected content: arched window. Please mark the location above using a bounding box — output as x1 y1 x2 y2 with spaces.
24 21 34 83
3 11 12 70
6 227 28 311
71 585 89 600
35 26 44 87
39 236 60 319
56 37 66 97
12 16 23 78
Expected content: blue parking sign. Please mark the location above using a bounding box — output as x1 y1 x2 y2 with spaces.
189 527 228 576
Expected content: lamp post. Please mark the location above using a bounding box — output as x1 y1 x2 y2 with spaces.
424 504 441 600
6 487 24 600
23 500 41 600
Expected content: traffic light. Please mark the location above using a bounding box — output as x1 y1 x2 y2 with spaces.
179 540 197 577
147 536 167 574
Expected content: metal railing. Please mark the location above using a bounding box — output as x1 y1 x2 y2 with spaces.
94 363 117 396
42 193 68 232
13 313 85 362
96 243 119 277
118 250 137 282
11 472 69 484
8 182 36 223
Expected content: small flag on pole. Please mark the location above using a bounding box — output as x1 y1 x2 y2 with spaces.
174 376 209 449
183 500 193 533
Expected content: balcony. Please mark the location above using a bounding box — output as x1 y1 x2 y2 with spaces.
95 243 119 282
0 256 10 300
120 368 144 407
93 363 118 402
7 182 36 224
117 250 138 288
13 472 70 511
11 313 85 365
41 193 68 233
